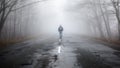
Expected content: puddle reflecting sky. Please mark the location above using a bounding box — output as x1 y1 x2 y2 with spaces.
58 46 62 53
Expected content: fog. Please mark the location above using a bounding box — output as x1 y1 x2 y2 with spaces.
0 0 119 40
1 0 120 68
28 0 89 35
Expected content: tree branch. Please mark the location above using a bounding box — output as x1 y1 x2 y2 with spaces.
11 0 45 11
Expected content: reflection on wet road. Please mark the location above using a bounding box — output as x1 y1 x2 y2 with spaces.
49 42 77 68
58 46 62 54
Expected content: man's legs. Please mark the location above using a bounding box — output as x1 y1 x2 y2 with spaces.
59 32 62 40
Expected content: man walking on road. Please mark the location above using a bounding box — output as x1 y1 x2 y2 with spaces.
58 25 64 40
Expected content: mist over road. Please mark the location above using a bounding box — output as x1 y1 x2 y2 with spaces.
0 0 120 68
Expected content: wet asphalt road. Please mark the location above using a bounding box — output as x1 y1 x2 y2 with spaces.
0 35 120 68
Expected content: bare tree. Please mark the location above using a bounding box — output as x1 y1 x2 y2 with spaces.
0 0 18 35
89 0 105 38
84 0 118 40
111 0 120 39
98 0 112 40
